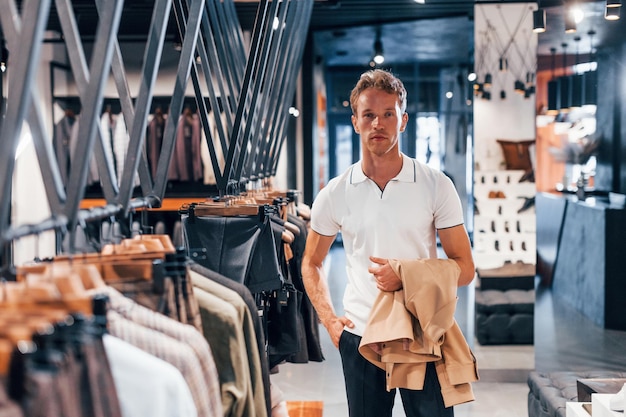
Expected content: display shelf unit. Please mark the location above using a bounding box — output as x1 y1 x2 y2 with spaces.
473 169 536 269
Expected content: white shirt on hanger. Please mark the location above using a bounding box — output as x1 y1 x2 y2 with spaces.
103 333 198 417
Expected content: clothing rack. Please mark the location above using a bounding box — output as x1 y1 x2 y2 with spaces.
0 0 313 255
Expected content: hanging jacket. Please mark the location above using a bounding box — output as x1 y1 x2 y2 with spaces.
168 110 203 182
359 258 478 408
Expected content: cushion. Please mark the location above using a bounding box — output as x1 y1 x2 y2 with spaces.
475 289 535 345
497 139 535 171
475 289 535 314
527 371 626 417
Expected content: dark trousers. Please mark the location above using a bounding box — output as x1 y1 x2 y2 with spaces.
338 331 454 417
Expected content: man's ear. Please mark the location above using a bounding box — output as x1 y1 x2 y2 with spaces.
352 114 359 133
400 113 408 132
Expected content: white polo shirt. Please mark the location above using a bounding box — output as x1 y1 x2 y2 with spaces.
310 153 465 336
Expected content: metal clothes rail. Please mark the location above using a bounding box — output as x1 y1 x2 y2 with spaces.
0 0 313 252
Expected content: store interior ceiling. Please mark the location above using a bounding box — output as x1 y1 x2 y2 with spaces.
12 0 626 73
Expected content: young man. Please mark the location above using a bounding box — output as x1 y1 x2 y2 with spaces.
301 69 476 417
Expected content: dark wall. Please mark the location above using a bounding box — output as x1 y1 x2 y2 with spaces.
595 44 625 194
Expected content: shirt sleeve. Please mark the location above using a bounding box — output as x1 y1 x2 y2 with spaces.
433 173 465 230
309 185 341 237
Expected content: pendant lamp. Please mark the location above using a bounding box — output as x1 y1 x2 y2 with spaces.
605 2 621 20
565 9 577 33
583 30 597 106
547 48 560 115
484 73 493 88
559 43 571 112
533 8 546 33
570 36 584 108
583 70 597 105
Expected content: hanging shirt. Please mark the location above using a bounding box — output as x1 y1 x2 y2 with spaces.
103 334 197 417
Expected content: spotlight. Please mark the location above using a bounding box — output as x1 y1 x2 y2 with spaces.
533 9 546 33
565 10 577 32
484 73 493 87
499 57 508 71
605 4 621 19
372 28 384 65
0 40 7 73
547 48 559 114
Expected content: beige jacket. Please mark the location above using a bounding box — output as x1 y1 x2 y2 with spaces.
358 258 478 407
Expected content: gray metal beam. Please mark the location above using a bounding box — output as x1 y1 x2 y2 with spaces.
244 0 294 181
269 0 314 176
206 0 241 122
55 0 120 204
0 0 51 236
177 0 228 191
1 215 68 247
223 0 273 188
110 0 173 212
198 2 234 153
57 0 125 244
152 0 205 199
1 9 67 215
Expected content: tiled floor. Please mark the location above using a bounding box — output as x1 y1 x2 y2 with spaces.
270 244 626 416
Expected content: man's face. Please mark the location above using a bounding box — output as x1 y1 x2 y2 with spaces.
351 88 408 157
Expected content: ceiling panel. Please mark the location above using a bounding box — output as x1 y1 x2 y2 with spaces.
8 0 626 71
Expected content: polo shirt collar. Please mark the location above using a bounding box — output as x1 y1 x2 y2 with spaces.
349 153 416 185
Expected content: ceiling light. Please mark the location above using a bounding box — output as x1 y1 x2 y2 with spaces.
565 9 577 32
583 69 597 105
559 43 571 112
0 40 7 73
468 72 477 82
373 41 384 64
547 48 559 114
373 29 384 65
414 0 426 3
533 9 546 33
583 30 597 106
605 4 621 19
484 73 492 88
499 57 508 71
606 0 621 7
570 36 584 108
573 7 585 23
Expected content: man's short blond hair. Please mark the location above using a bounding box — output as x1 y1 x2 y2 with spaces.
349 69 407 114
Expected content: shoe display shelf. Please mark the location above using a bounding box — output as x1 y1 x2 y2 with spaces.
473 169 536 269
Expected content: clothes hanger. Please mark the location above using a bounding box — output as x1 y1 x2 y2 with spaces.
51 243 160 283
132 234 176 253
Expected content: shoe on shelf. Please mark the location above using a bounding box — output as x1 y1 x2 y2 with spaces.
610 383 626 411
